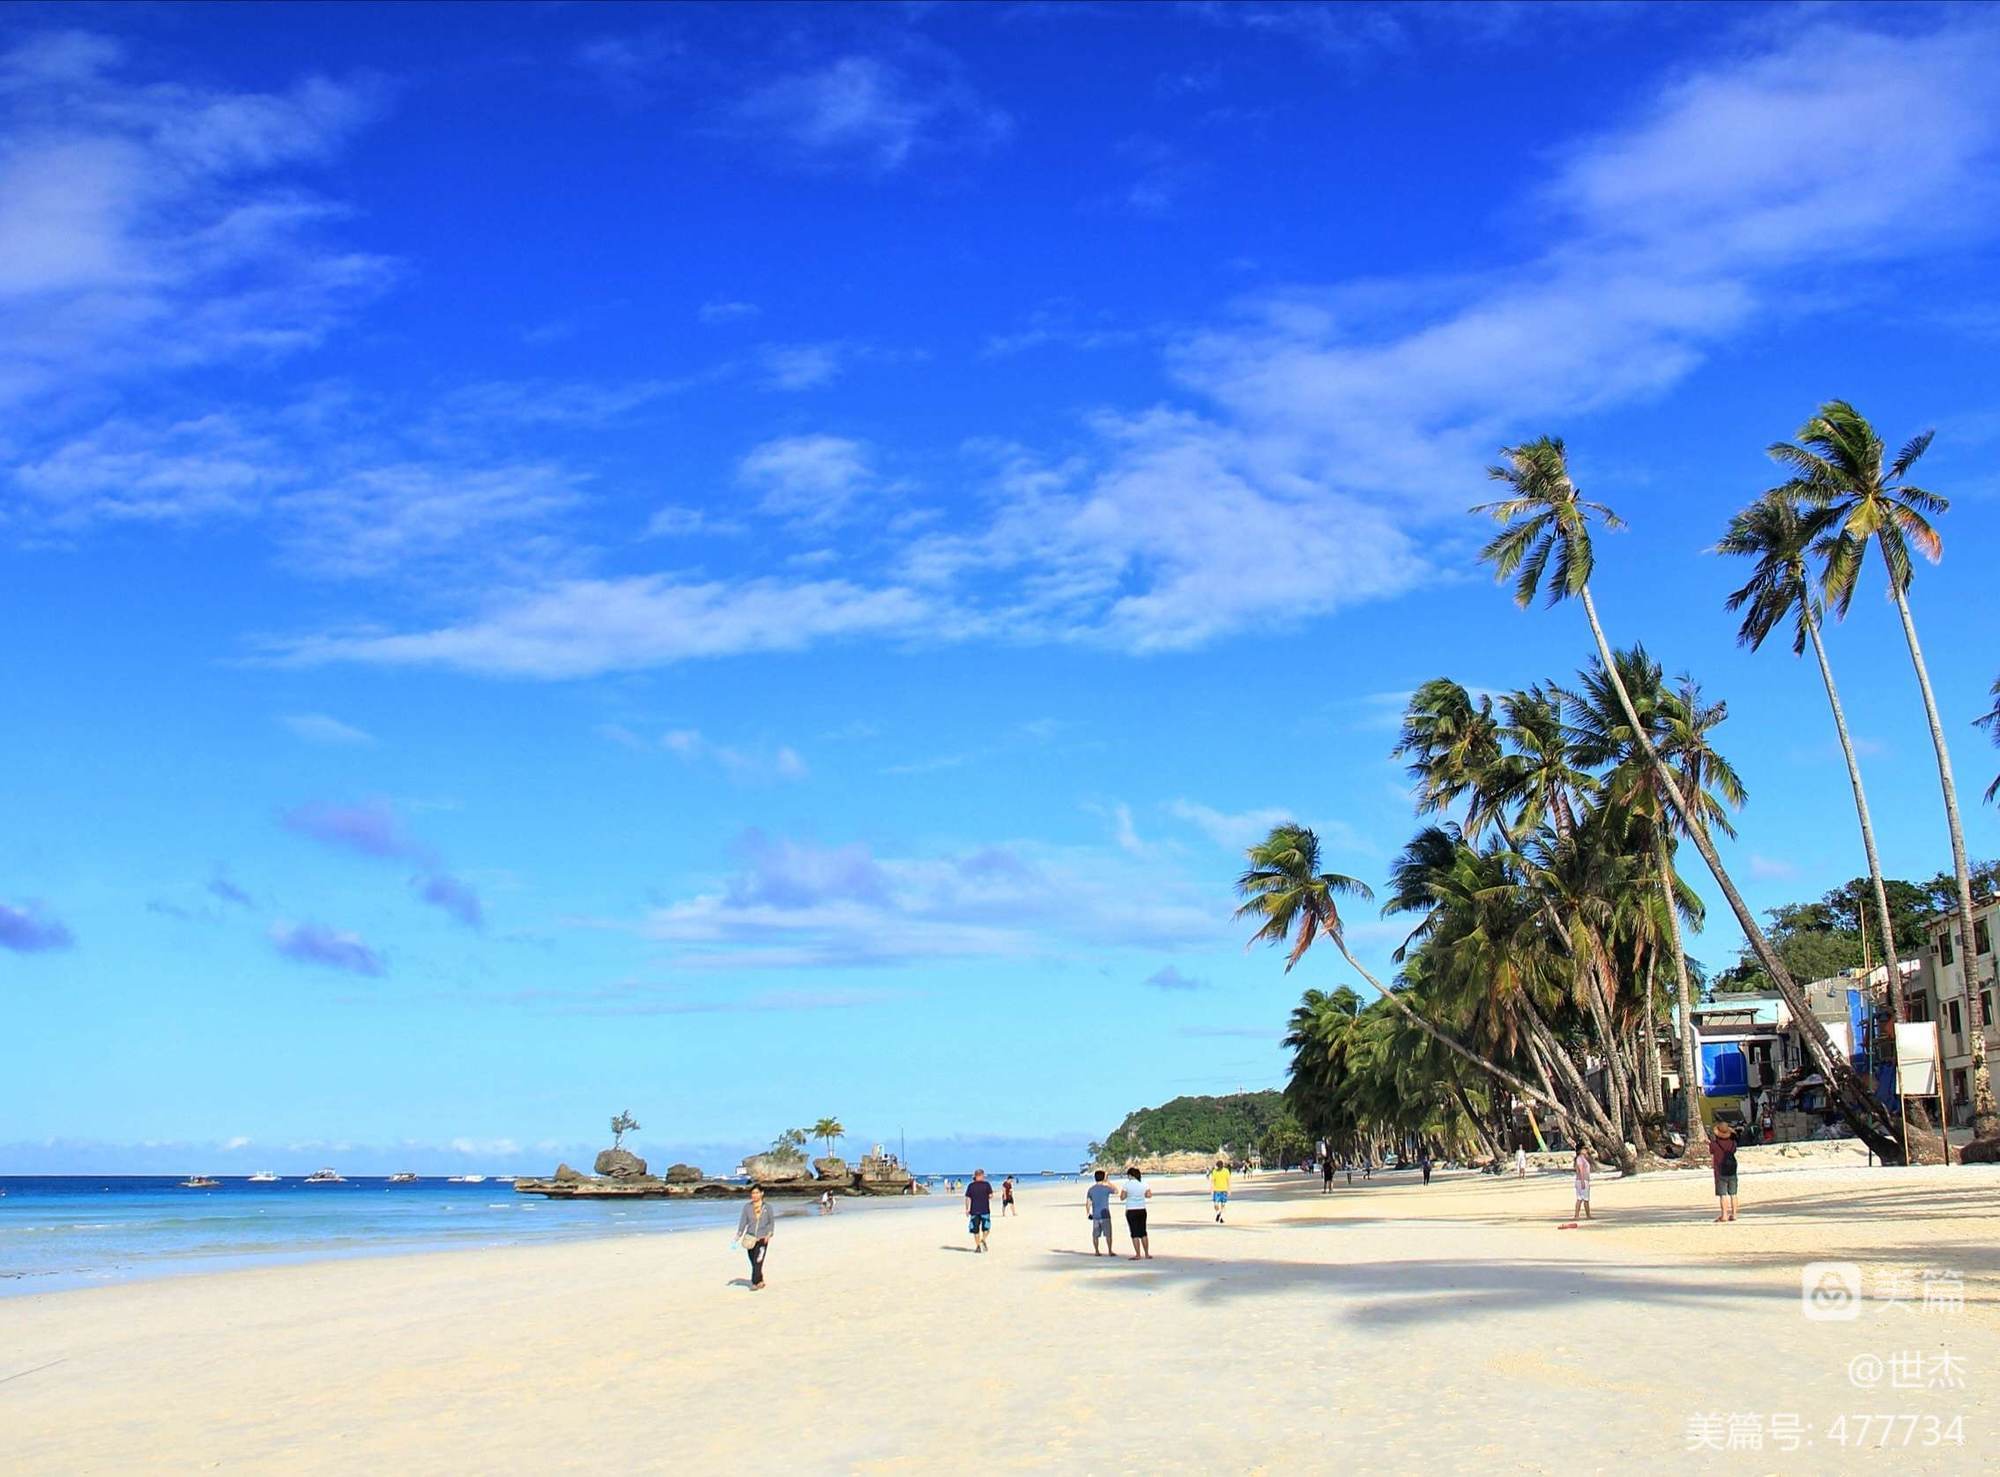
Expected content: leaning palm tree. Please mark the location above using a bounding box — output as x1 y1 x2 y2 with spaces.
1235 823 1588 1147
811 1117 845 1156
1978 676 2000 805
1772 401 1997 1145
1718 491 1907 1022
1474 435 1903 1161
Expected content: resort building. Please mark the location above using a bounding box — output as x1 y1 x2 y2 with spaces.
1907 898 2000 1128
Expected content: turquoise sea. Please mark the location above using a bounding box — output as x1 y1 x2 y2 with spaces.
0 1172 1069 1295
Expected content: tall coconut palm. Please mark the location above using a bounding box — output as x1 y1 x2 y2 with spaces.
1772 401 1997 1143
1394 679 1504 830
1718 491 1907 1022
1236 824 1579 1134
1474 435 1903 1162
1569 650 1740 1162
811 1117 845 1156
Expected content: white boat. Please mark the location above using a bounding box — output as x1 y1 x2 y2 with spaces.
247 1171 280 1183
447 1174 486 1183
387 1172 419 1184
304 1167 345 1184
180 1175 220 1189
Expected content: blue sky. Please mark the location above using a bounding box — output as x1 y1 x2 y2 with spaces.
3 2 1997 1175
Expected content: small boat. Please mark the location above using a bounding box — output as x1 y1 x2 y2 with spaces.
447 1174 486 1183
180 1175 221 1189
247 1171 280 1183
387 1172 419 1183
304 1167 345 1184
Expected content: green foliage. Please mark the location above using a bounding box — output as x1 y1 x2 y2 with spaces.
609 1110 640 1148
1093 1092 1288 1163
767 1127 809 1164
1256 1111 1311 1169
1710 869 1994 994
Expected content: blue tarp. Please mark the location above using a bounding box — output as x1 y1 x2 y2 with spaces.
1701 1042 1748 1097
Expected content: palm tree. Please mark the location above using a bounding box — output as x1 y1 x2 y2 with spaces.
1475 435 1903 1161
1394 679 1504 829
1236 823 1584 1143
1978 677 2000 805
811 1117 845 1157
1718 491 1907 1022
1772 401 1997 1143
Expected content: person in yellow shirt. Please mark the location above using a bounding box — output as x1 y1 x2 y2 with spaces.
1209 1159 1232 1224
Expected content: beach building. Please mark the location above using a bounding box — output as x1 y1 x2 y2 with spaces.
1690 961 1915 1139
1908 897 2000 1128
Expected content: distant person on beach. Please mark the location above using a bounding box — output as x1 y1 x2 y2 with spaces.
819 1189 835 1214
1711 1122 1740 1223
1119 1167 1153 1260
1001 1176 1017 1216
1571 1148 1592 1222
1515 1146 1528 1177
965 1169 996 1252
1086 1170 1116 1255
1210 1159 1231 1223
1322 1154 1335 1194
735 1186 775 1291
1420 1151 1433 1186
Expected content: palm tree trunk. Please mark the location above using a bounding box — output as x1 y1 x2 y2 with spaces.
1885 573 1999 1141
1524 1002 1623 1155
1803 612 1905 1021
1657 838 1712 1168
1575 584 1904 1162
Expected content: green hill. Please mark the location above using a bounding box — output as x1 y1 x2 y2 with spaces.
1091 1091 1287 1163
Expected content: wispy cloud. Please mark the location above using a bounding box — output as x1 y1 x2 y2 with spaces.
1144 965 1208 991
1749 854 1800 881
417 872 484 929
0 30 392 406
283 799 429 862
0 899 74 953
207 872 255 909
699 299 759 323
623 828 1225 970
1165 799 1295 852
727 54 1009 173
660 728 808 785
280 712 375 746
737 434 875 523
270 920 384 976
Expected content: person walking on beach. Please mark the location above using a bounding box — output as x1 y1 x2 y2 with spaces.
1119 1167 1153 1260
1515 1145 1528 1177
1420 1151 1433 1186
965 1168 996 1252
1209 1159 1231 1223
1321 1153 1335 1194
1001 1176 1017 1217
1711 1122 1740 1223
1085 1169 1116 1256
735 1186 775 1291
1571 1147 1592 1222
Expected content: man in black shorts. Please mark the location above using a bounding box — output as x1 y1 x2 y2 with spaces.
964 1168 996 1252
1119 1167 1152 1260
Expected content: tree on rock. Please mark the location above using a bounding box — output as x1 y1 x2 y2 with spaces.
610 1110 640 1149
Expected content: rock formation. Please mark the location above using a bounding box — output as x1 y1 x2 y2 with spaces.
593 1148 648 1179
664 1162 702 1183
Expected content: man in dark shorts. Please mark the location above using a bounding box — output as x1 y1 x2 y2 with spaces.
964 1168 996 1252
1001 1176 1017 1216
1085 1169 1116 1255
1322 1154 1335 1193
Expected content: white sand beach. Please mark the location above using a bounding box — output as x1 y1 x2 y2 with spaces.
6 1158 1997 1474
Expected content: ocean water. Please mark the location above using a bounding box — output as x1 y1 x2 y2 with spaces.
0 1176 757 1296
0 1172 1073 1296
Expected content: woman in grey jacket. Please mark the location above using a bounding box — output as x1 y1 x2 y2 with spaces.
736 1186 776 1290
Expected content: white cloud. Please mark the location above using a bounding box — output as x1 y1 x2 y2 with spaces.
280 712 375 746
273 575 934 678
0 30 391 404
728 55 1009 173
660 728 808 785
699 299 759 323
737 434 875 523
628 829 1224 970
761 342 844 390
1749 854 1801 881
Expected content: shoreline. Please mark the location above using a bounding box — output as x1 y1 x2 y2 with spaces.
8 1163 1998 1473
